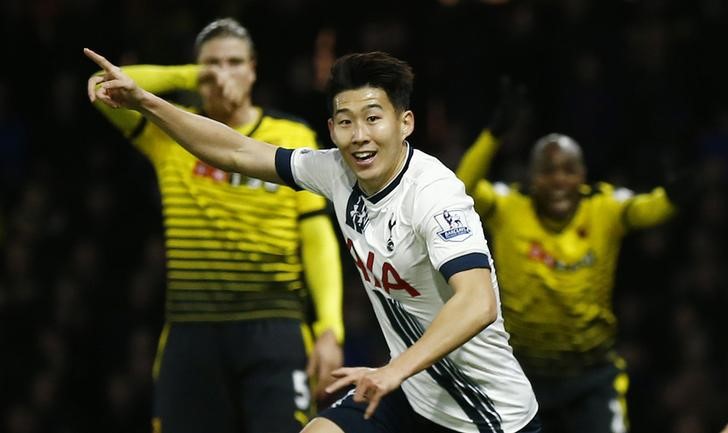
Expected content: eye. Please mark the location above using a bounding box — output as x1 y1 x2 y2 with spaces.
564 163 582 175
337 119 351 126
367 115 380 122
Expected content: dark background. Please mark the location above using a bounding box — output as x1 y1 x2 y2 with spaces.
1 0 726 432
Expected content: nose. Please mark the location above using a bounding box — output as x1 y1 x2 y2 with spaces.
551 169 568 183
351 122 369 145
548 170 578 190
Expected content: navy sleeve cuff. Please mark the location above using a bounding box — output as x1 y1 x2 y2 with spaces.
274 147 302 191
439 252 491 281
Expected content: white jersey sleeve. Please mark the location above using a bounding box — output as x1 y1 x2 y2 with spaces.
412 174 492 279
274 146 350 201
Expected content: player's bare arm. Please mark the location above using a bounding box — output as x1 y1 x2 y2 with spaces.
84 48 281 183
383 266 496 382
325 267 496 419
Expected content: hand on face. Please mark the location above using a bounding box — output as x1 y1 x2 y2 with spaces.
198 66 246 113
84 48 146 110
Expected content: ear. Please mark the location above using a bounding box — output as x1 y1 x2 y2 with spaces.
327 118 336 145
401 110 414 139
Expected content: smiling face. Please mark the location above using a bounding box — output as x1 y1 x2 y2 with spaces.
529 137 586 222
328 86 414 195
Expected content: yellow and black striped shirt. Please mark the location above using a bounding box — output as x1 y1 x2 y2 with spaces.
94 65 342 330
457 130 675 375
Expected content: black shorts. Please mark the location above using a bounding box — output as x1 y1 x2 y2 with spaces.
152 319 312 433
319 387 542 433
528 357 628 433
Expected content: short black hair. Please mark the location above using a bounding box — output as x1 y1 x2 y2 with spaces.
194 18 256 59
325 51 414 115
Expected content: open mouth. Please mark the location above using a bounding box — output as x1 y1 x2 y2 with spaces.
548 189 573 202
352 151 377 163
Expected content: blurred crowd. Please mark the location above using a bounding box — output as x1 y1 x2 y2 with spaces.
1 0 726 432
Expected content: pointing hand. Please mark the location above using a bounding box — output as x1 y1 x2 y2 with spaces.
84 48 147 110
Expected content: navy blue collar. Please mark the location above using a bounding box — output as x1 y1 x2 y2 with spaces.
357 142 414 204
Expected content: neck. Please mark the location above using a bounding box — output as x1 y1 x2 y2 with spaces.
540 216 569 232
536 208 576 232
360 142 409 196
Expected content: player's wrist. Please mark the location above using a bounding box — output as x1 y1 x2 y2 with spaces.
384 356 415 383
471 128 501 155
313 322 344 344
481 128 500 144
137 90 165 114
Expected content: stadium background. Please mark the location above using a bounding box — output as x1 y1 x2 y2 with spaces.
0 0 726 432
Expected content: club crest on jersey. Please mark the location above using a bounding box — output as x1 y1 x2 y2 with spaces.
386 214 397 252
345 193 369 233
434 209 471 241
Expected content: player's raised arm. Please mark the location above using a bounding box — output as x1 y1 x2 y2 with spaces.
84 48 281 183
456 77 529 216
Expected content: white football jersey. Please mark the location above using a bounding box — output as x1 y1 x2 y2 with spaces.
276 144 538 433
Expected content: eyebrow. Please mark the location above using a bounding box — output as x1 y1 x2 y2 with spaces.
334 103 384 116
201 55 247 61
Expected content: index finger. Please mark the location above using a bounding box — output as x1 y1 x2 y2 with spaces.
83 48 117 72
87 75 104 102
324 374 356 395
363 394 382 420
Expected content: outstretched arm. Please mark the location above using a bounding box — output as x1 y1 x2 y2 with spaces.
623 186 676 230
90 64 199 137
84 48 281 183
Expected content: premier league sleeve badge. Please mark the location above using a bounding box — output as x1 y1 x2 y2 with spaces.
434 209 472 242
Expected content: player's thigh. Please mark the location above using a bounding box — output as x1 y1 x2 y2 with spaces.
236 319 311 433
317 388 459 433
153 323 234 433
301 417 345 433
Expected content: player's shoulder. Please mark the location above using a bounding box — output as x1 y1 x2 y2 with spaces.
408 148 457 184
405 148 471 205
295 146 350 183
495 181 525 197
587 182 635 203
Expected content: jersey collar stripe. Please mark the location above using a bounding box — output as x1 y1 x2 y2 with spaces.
373 291 503 433
367 142 415 204
439 252 491 281
274 147 302 191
